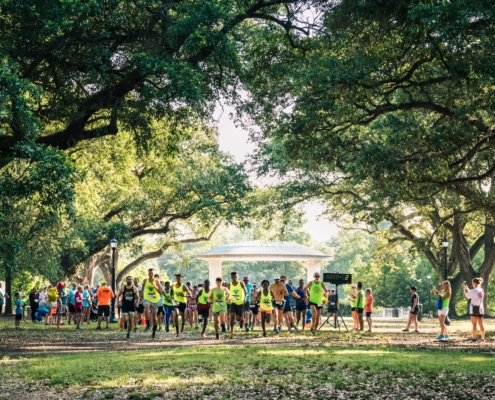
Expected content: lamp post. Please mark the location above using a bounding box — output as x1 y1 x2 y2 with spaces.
441 237 450 324
110 238 118 323
426 274 431 318
441 237 449 280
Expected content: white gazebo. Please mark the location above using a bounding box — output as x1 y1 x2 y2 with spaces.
196 240 332 283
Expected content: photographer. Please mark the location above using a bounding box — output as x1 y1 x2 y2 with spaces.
463 278 485 343
326 289 338 326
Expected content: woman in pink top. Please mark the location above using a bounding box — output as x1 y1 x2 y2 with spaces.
74 285 84 331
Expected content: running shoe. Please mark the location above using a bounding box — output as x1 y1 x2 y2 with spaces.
436 335 444 339
443 335 450 339
221 325 226 333
126 334 131 340
245 326 249 332
151 331 155 339
293 325 299 332
143 326 151 332
402 329 409 332
158 327 162 332
230 333 235 339
96 326 101 330
263 332 267 337
472 338 477 342
76 326 84 331
165 326 169 332
195 326 199 329
201 333 206 338
481 339 485 344
176 333 180 338
133 328 138 333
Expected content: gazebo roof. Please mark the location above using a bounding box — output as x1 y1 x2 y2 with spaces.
196 240 332 262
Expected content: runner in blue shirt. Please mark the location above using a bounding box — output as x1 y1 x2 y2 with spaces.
242 276 254 331
295 279 308 331
67 282 77 324
280 275 301 333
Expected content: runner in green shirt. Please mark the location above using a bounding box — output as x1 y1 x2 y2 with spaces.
208 277 230 340
303 272 329 334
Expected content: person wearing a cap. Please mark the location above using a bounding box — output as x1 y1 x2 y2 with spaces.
227 271 248 338
303 272 329 334
96 280 115 330
197 279 212 337
269 275 288 334
403 286 420 333
172 273 191 337
242 276 254 331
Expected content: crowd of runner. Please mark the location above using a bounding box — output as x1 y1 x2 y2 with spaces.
3 273 486 343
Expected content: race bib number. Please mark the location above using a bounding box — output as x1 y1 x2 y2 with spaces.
173 301 179 306
34 299 38 303
264 302 271 307
233 295 239 300
125 296 133 301
317 304 322 307
330 302 335 306
215 302 223 306
149 294 156 299
250 304 256 308
275 301 283 306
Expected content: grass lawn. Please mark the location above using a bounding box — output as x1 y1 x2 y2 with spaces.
0 318 494 399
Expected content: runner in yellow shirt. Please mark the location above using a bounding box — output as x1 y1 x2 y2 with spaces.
227 271 247 339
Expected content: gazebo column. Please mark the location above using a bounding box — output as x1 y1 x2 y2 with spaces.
306 259 321 283
208 259 223 283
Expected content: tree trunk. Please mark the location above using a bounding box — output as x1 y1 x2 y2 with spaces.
448 272 463 317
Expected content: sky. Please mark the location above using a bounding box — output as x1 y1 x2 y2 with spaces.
214 104 339 242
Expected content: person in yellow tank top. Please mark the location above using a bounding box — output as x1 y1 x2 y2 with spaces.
172 273 191 337
259 280 275 337
142 268 164 339
208 277 231 340
227 271 247 339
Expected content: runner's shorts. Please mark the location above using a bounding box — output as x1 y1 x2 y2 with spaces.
250 304 259 315
229 303 244 317
273 300 285 310
309 301 323 310
143 300 158 313
174 302 187 313
121 303 136 314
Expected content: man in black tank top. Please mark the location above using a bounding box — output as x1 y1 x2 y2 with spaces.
118 276 140 339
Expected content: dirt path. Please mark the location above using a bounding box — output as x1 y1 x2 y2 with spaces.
1 318 494 357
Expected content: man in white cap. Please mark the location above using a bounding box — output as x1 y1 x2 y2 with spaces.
269 275 288 334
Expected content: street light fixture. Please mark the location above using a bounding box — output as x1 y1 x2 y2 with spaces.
426 274 431 318
110 239 118 323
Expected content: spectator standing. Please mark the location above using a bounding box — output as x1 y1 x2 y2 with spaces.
67 282 77 324
38 286 48 308
29 287 39 323
356 282 365 331
349 284 358 331
82 285 92 324
364 288 373 332
96 280 114 329
402 286 420 333
74 285 84 330
0 282 8 315
18 285 27 322
14 293 23 329
58 282 68 324
463 278 485 343
432 281 451 340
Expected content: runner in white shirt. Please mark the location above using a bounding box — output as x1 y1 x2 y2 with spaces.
463 277 485 343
